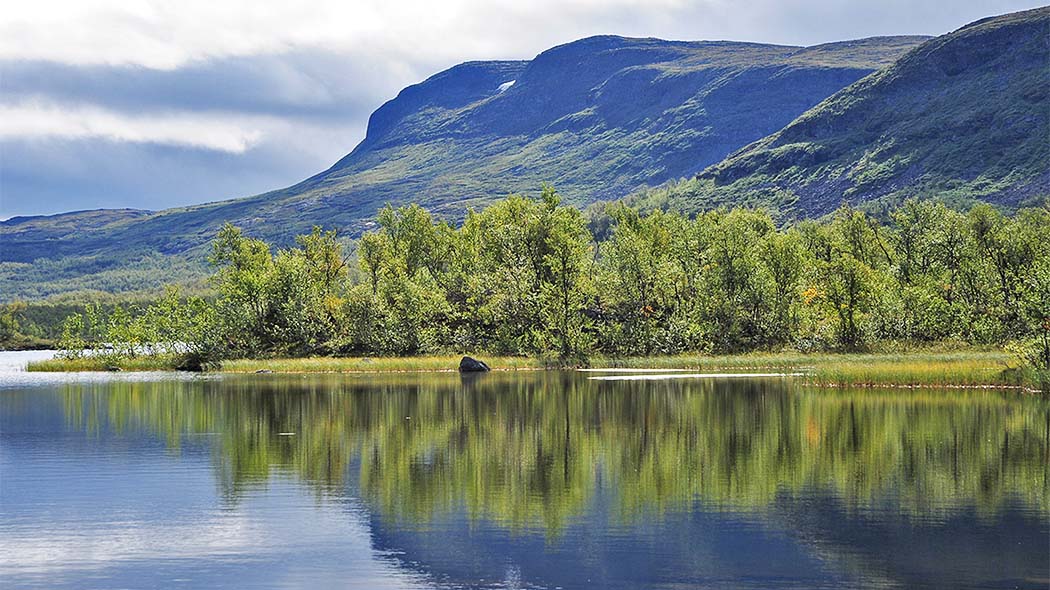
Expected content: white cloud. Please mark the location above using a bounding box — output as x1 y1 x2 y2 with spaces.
2 0 1043 71
0 516 255 576
0 100 264 153
0 0 705 70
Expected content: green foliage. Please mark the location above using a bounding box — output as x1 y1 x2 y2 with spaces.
0 252 210 303
0 302 52 350
207 224 348 357
47 193 1050 382
54 287 214 369
56 313 87 359
0 301 22 341
331 188 595 357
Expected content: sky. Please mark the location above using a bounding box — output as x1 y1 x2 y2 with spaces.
1 0 1045 219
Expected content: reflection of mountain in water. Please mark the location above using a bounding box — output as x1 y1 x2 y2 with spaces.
62 373 1050 587
366 492 1048 589
367 491 853 589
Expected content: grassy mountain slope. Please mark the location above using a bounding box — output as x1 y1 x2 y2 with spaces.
1 35 926 300
675 7 1050 216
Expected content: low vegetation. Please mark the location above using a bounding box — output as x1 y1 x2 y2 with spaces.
28 349 1027 389
223 350 1024 389
589 350 1024 386
28 354 189 372
692 8 1050 218
31 189 1050 388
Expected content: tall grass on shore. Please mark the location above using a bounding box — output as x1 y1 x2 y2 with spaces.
802 353 1024 387
28 354 188 372
589 351 1025 387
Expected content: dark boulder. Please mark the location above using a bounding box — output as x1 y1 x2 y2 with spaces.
176 355 205 372
459 356 491 372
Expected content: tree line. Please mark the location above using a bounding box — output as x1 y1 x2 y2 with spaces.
56 187 1050 369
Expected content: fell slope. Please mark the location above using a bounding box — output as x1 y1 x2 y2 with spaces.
690 7 1050 216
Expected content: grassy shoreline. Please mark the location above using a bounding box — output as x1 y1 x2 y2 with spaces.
26 350 1047 390
222 355 544 373
27 354 189 372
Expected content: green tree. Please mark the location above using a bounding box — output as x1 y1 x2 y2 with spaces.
756 230 805 344
699 209 774 351
0 301 25 345
537 187 593 358
822 253 872 349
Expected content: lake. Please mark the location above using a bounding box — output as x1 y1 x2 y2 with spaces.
1 359 1047 589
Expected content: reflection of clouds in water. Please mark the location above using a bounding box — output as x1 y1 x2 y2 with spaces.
578 368 690 372
0 350 56 372
0 516 255 575
0 477 430 588
0 369 215 389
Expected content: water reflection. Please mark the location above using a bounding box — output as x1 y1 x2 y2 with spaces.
2 372 1040 588
61 372 1049 527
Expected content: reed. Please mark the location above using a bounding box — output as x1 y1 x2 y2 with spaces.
590 351 1025 387
28 354 186 372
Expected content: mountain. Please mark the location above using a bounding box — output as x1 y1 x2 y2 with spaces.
0 35 927 299
305 35 925 226
679 6 1050 216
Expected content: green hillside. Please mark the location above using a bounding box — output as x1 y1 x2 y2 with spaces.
668 7 1050 217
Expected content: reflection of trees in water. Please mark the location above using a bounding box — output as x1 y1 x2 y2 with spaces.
64 374 1050 533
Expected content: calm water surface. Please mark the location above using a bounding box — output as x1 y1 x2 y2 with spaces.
1 357 1047 589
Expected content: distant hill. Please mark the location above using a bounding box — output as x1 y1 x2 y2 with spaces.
674 6 1050 216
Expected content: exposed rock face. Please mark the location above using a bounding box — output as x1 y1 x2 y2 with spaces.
459 356 491 372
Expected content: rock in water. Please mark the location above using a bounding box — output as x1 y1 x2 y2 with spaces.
459 356 491 372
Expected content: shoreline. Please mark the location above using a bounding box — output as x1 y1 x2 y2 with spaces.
24 350 1047 390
